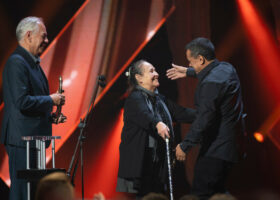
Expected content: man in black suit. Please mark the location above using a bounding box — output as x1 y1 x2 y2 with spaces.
167 37 244 199
1 17 65 200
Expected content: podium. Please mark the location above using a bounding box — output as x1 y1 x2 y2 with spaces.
17 136 64 200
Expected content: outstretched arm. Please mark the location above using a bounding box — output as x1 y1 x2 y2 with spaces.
166 64 187 80
166 63 196 80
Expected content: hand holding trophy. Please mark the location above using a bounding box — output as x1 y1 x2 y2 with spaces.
52 76 67 124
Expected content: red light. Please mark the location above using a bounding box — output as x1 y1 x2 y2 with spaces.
254 132 264 143
85 109 124 198
236 0 280 98
236 0 280 149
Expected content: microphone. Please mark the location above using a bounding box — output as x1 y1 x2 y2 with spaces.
98 75 106 81
98 75 106 88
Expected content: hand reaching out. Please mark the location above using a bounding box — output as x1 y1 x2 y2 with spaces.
166 63 188 80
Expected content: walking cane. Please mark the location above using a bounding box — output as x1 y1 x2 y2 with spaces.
165 138 174 200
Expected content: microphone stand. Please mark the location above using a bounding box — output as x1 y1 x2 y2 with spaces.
67 75 106 200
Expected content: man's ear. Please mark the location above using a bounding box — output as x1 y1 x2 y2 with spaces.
26 31 32 43
199 55 205 65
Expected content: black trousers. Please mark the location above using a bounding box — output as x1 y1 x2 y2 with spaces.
6 145 37 200
191 156 233 200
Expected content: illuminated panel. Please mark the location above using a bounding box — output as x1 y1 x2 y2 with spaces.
85 109 123 198
0 152 10 187
42 0 104 161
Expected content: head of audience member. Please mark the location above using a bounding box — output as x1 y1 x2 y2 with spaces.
209 193 237 200
126 60 159 92
93 192 106 200
185 37 216 74
16 16 49 56
35 172 74 200
179 194 200 200
142 192 169 200
249 189 280 200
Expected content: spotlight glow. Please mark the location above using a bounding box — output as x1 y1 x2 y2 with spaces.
254 132 264 143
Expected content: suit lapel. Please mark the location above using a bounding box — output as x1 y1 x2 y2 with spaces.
14 46 50 94
38 65 50 94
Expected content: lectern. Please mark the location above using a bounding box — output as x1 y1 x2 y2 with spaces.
17 136 64 200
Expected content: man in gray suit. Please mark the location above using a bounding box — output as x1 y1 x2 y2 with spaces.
1 17 65 200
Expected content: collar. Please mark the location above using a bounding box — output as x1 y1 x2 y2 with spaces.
197 59 219 82
19 45 41 65
135 85 158 97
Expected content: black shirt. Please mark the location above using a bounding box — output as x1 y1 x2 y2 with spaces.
180 59 244 162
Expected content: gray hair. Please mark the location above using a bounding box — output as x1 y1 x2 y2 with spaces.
16 17 43 42
126 60 146 92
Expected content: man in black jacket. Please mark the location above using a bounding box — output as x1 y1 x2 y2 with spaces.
167 37 244 199
1 17 65 200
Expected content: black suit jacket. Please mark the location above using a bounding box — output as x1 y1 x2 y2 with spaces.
181 60 244 163
1 46 53 147
118 89 195 178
